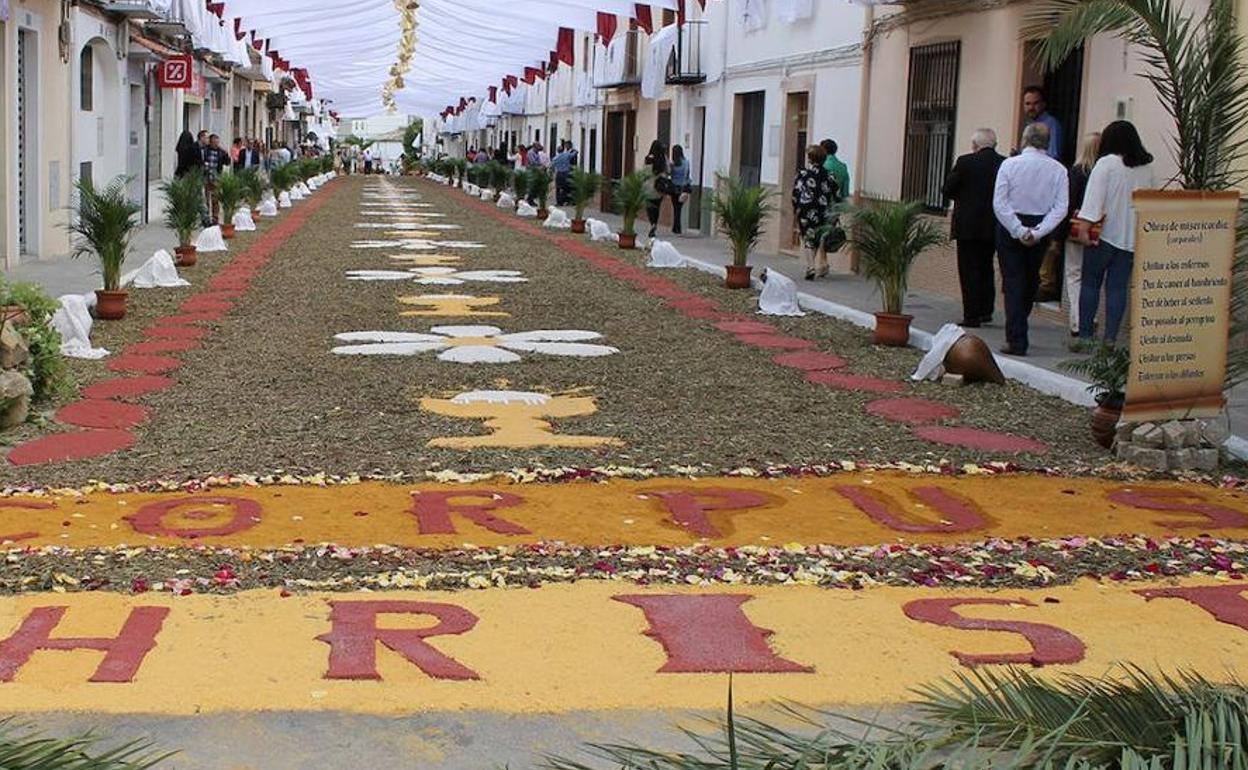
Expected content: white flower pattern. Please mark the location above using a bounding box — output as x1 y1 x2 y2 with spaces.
332 326 619 363
346 268 526 284
351 239 485 250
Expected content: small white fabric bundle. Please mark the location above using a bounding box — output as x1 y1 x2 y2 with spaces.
297 182 312 196
647 240 685 268
124 250 191 289
542 208 571 229
912 323 967 381
278 192 292 208
516 201 538 218
757 268 805 316
497 192 515 208
232 207 257 231
53 294 108 359
195 225 228 252
260 197 279 217
587 218 614 241
479 188 495 201
289 186 306 201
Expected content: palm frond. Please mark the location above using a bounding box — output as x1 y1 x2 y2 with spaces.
847 200 945 314
615 171 653 234
68 175 141 292
710 175 776 266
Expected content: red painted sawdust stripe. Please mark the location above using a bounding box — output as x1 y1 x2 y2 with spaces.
8 180 341 467
448 183 1048 456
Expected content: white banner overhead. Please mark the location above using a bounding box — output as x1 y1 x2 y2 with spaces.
219 0 682 116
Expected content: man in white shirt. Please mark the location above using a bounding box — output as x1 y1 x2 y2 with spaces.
992 122 1069 356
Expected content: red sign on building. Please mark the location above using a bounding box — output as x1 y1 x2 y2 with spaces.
157 55 193 89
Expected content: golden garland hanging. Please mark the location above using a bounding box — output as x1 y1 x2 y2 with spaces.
381 0 419 112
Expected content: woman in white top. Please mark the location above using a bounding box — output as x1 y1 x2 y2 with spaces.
1075 120 1155 344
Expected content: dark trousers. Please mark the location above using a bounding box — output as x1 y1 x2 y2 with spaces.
955 238 996 322
995 215 1049 353
555 171 571 205
646 198 663 233
669 192 685 234
1079 241 1134 343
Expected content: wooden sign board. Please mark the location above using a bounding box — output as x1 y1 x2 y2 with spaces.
1125 190 1240 422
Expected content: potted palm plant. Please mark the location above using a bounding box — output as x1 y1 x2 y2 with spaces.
239 167 266 217
271 163 297 203
614 170 650 249
487 161 510 200
1061 344 1130 449
215 170 246 239
710 174 776 289
569 168 601 234
527 166 553 220
68 176 141 320
847 199 946 346
160 170 206 266
512 168 530 211
452 158 468 188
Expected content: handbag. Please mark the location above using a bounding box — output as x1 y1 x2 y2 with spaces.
655 174 675 196
1068 212 1103 246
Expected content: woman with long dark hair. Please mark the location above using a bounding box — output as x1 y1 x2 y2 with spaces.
174 130 202 178
669 144 692 235
1075 120 1155 345
644 139 670 238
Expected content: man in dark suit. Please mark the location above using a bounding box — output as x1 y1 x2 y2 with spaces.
942 128 1005 327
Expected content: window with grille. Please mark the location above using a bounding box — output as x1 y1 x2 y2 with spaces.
80 46 94 112
901 41 960 210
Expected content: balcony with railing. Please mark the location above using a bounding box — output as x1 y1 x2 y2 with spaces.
95 0 169 19
593 29 642 89
666 20 707 85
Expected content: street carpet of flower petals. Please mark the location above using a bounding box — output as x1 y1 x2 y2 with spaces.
5 535 1245 596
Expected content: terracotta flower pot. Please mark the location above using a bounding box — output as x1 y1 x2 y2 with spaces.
0 305 30 327
537 208 550 221
873 312 913 346
1091 401 1124 450
175 245 198 267
618 232 637 250
222 223 237 240
571 218 587 234
725 264 753 290
252 207 261 217
95 289 128 321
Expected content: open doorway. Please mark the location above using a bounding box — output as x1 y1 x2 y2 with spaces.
601 108 635 211
733 91 765 186
780 91 809 254
1020 42 1084 164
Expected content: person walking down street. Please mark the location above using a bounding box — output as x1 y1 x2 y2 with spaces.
552 142 576 206
992 122 1069 357
201 134 231 225
511 144 528 168
234 140 261 171
791 144 839 282
363 147 375 175
942 128 1005 328
816 138 850 275
1063 132 1101 338
669 145 692 236
1074 120 1155 347
643 140 671 239
174 131 203 178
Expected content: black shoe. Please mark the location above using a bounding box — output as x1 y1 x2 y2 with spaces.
648 226 657 238
978 315 993 325
999 345 1027 357
804 269 816 281
959 318 982 328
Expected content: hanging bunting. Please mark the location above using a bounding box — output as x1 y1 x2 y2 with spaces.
556 27 575 66
634 4 654 34
596 12 618 45
488 86 498 103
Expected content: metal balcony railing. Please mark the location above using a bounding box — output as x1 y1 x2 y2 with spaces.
666 20 707 85
96 0 166 19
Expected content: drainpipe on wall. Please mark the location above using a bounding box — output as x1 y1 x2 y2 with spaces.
850 4 875 273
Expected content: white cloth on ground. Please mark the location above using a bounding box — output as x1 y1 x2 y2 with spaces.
53 294 109 359
587 218 613 241
516 200 538 218
542 208 571 229
911 323 967 381
232 207 256 231
758 268 805 316
647 240 685 268
122 250 190 289
497 192 515 208
260 197 279 216
278 191 292 208
289 186 306 201
479 188 495 201
195 225 228 252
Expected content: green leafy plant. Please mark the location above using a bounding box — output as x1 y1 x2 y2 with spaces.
451 158 468 186
1061 343 1131 406
402 120 423 167
527 166 553 209
512 167 530 202
710 174 777 267
614 170 652 236
1022 0 1248 389
486 160 511 196
159 171 205 248
68 175 141 292
0 280 70 404
547 668 1248 770
570 168 602 220
0 720 174 769
238 167 267 210
270 163 297 194
846 200 946 315
214 170 246 222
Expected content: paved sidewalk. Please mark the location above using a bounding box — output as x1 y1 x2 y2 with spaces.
3 220 180 298
579 205 1248 439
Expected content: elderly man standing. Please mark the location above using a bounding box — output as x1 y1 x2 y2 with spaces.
992 122 1068 356
942 128 1004 328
